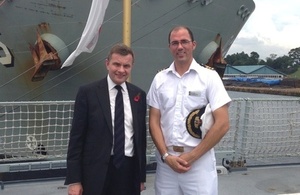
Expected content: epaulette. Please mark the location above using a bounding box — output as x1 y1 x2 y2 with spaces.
157 67 168 73
200 63 215 70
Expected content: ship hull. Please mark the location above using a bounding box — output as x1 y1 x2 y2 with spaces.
0 0 255 101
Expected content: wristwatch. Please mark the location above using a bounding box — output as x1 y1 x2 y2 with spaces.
161 152 169 163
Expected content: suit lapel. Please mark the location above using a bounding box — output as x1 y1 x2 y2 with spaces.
95 79 113 134
127 83 138 135
94 80 140 136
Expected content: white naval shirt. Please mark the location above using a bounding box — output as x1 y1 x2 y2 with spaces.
147 59 231 148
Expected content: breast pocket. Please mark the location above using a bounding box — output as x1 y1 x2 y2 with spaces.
184 90 207 111
159 89 176 109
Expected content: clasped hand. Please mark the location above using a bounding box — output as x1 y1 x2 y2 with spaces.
165 154 193 173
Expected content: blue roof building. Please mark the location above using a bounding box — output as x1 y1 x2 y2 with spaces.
224 65 286 79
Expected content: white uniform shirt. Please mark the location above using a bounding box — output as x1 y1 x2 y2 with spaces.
147 59 231 147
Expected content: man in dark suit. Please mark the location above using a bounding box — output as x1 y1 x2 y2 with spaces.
65 43 147 195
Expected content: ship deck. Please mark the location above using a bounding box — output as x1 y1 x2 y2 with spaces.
2 164 300 195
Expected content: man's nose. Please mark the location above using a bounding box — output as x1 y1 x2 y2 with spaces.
118 65 125 72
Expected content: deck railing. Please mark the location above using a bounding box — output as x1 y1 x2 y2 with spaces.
0 99 299 172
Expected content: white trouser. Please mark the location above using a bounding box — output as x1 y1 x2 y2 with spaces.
154 148 218 195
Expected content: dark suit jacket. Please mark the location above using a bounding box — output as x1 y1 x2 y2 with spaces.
65 78 147 195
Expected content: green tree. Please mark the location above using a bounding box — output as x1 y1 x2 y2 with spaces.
225 50 298 74
249 51 259 64
271 55 295 74
288 47 300 66
225 52 253 65
264 54 277 67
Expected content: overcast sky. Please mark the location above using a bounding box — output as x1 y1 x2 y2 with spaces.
227 0 300 60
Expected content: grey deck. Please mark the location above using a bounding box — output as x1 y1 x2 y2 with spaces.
1 165 300 195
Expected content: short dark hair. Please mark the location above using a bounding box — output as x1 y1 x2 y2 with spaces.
107 43 134 62
168 26 194 44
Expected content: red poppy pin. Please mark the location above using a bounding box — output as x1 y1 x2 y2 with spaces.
134 93 141 102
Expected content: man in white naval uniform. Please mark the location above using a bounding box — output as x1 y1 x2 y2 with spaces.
147 26 231 195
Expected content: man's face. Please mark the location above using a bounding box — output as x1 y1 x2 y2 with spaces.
169 28 196 65
106 53 133 85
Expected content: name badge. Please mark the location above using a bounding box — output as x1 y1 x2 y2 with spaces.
188 91 201 96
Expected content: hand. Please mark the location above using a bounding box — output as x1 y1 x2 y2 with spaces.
165 155 191 173
140 182 146 191
179 152 197 166
68 183 83 195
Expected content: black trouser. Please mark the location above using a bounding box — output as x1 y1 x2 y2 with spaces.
101 156 135 195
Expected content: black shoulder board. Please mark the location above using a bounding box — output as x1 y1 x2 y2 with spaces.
157 67 168 73
200 63 214 70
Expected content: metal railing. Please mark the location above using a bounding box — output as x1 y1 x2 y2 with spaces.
0 98 300 173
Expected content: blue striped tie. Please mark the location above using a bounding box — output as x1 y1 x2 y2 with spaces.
113 85 125 168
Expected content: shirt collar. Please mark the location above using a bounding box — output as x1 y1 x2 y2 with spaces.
107 75 127 91
167 58 198 75
189 59 200 72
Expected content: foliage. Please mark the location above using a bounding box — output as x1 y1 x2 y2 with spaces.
225 51 259 65
289 68 300 78
288 47 300 66
271 55 295 74
225 47 299 75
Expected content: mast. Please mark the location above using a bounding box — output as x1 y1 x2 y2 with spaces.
123 0 131 82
